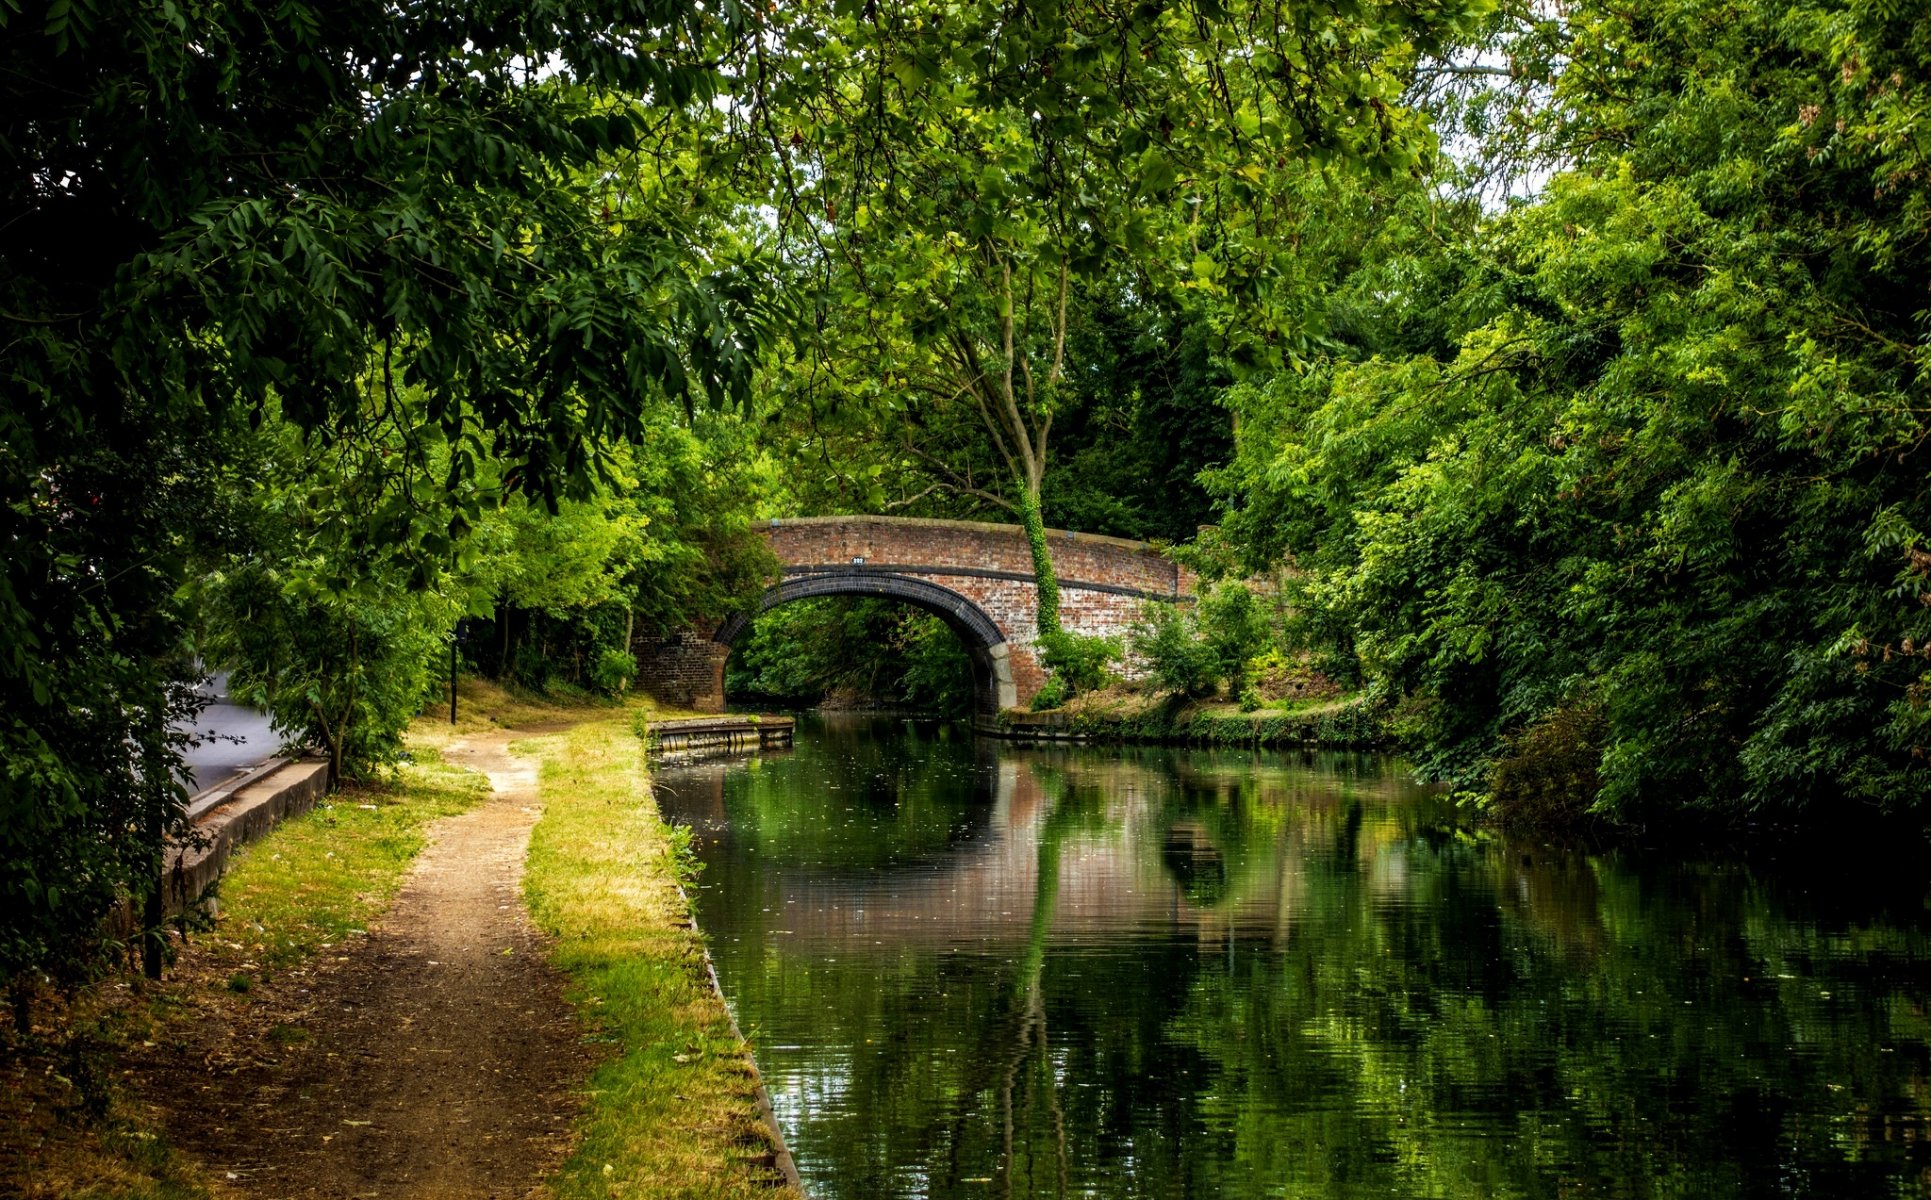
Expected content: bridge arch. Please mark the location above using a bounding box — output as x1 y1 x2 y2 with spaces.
714 573 1017 713
633 515 1194 714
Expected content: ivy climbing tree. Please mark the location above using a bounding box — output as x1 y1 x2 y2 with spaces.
743 0 1479 635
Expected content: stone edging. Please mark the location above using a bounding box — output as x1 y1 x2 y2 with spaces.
659 830 808 1194
167 758 331 915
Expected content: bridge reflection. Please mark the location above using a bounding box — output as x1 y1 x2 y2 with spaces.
653 726 1449 953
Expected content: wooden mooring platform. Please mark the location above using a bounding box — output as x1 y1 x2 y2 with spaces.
643 714 795 757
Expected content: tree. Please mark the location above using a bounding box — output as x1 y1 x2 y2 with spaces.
2 0 764 995
744 0 1479 634
198 400 473 786
1214 0 1931 824
473 414 780 693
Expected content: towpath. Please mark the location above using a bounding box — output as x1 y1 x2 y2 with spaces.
150 729 591 1199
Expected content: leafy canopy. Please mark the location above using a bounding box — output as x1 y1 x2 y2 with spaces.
1215 0 1931 821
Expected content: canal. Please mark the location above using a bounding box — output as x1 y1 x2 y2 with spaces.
652 714 1931 1199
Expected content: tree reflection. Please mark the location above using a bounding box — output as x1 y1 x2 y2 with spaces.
673 718 1931 1200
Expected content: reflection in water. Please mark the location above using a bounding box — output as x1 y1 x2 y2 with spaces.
654 715 1931 1199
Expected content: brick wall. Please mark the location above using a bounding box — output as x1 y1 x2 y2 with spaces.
632 632 729 712
762 516 1188 600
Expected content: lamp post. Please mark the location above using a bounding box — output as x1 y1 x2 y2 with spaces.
449 619 467 724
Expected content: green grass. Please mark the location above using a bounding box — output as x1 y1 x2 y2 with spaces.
524 719 800 1200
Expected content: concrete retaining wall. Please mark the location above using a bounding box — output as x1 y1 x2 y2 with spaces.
165 759 331 914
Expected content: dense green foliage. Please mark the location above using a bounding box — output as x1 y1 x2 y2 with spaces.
726 598 977 716
1034 631 1122 699
743 0 1480 629
470 419 777 695
1 0 763 995
1038 302 1234 542
1214 0 1931 824
198 406 465 784
1130 583 1276 701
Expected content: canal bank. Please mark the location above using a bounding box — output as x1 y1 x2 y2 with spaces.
523 716 803 1199
985 692 1392 749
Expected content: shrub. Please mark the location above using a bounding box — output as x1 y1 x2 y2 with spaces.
1036 630 1121 696
1198 582 1271 696
1130 602 1220 697
1249 647 1344 703
590 647 637 697
1490 701 1609 833
1029 675 1071 711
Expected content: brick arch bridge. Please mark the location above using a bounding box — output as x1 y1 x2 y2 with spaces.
633 515 1195 714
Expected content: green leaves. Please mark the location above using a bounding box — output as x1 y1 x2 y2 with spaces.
0 0 772 989
1215 0 1931 823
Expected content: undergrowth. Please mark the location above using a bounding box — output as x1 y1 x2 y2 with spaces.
1003 694 1391 750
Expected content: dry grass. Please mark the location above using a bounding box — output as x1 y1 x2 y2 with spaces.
411 677 707 754
523 719 801 1200
1053 684 1357 724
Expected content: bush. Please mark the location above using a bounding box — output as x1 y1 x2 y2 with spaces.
1036 630 1121 696
1248 647 1344 703
1130 602 1220 697
1489 702 1609 833
508 640 555 692
1197 583 1271 696
1029 675 1070 711
590 648 637 697
1129 584 1276 700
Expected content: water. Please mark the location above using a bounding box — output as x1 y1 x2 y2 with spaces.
653 714 1931 1199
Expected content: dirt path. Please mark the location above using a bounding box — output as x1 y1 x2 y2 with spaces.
155 730 593 1199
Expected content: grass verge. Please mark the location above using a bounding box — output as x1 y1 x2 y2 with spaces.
524 718 801 1200
208 745 489 976
0 745 488 1199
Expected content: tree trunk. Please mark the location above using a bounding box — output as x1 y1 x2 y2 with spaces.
1018 487 1060 637
141 801 165 980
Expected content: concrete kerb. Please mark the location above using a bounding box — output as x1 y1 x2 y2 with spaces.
166 756 331 915
183 754 294 823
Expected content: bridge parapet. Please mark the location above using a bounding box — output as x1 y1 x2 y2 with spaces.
763 516 1191 602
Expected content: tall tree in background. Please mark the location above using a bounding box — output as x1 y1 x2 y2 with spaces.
744 0 1479 633
1 0 764 996
1215 0 1931 823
